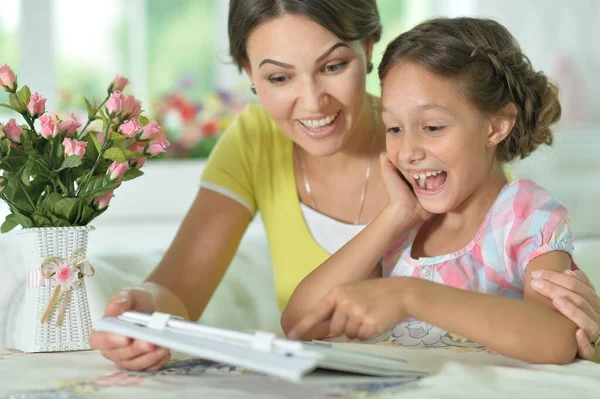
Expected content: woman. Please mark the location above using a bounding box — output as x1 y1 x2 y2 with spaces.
90 0 600 370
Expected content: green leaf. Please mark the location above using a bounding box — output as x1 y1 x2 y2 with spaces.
41 192 64 211
13 211 34 228
0 103 14 111
122 148 138 160
121 168 143 182
32 214 52 227
57 155 82 171
79 205 96 225
50 215 70 227
1 214 19 233
52 198 80 222
138 115 150 126
88 132 102 153
83 96 95 118
8 93 23 113
103 147 126 163
80 176 120 199
17 85 31 109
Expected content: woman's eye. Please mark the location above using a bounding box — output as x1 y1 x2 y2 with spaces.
424 126 444 133
268 75 289 84
386 127 403 134
323 62 347 73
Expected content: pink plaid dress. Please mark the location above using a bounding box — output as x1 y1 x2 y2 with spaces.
377 179 577 347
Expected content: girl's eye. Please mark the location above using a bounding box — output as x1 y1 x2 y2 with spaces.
268 75 289 84
424 126 444 133
386 127 403 134
323 62 348 73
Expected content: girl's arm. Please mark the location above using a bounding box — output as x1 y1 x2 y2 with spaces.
403 251 578 364
281 203 414 337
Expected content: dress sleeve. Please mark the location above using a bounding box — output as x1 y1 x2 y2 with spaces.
510 193 576 274
200 104 268 215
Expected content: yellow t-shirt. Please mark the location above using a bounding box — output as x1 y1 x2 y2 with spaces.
201 103 329 311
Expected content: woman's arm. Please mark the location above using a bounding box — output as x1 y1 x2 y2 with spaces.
145 188 253 320
281 204 413 337
404 251 578 364
530 268 600 361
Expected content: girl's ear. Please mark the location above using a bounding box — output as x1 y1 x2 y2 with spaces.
488 102 518 146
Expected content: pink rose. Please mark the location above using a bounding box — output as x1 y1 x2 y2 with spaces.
0 64 16 91
140 121 163 140
122 94 142 118
111 75 130 92
130 157 146 169
63 138 87 159
4 119 23 143
58 114 81 136
93 191 114 210
27 92 46 118
119 119 142 138
54 263 79 289
108 161 128 181
106 91 125 115
39 114 59 139
147 134 170 156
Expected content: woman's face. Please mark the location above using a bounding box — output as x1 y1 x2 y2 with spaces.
244 14 371 157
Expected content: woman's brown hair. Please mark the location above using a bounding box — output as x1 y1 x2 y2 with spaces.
228 0 382 70
379 17 561 162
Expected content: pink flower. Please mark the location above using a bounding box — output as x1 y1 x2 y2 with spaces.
119 119 142 138
54 263 79 290
140 121 163 140
58 114 81 136
111 75 130 91
27 92 46 118
108 161 128 181
0 123 5 139
93 191 114 210
147 135 170 156
4 119 23 143
106 91 125 115
63 138 87 159
39 114 59 139
0 64 16 91
122 94 142 118
130 157 146 169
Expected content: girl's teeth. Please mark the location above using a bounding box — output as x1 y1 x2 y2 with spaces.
413 171 444 189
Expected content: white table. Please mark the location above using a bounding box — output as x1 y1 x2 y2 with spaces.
2 344 599 399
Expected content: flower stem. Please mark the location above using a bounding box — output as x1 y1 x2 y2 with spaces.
79 96 110 138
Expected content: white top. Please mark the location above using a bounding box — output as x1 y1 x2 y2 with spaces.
300 203 367 255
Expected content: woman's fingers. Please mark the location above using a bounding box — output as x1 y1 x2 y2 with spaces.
575 329 596 361
569 269 596 291
531 271 600 310
103 340 158 363
89 332 131 350
554 297 599 341
118 348 171 371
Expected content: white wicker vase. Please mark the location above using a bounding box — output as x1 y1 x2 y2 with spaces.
17 226 95 353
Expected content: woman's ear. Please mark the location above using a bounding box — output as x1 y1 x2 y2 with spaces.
488 102 518 146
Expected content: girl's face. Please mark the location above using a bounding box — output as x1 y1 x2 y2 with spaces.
244 14 372 157
381 62 503 215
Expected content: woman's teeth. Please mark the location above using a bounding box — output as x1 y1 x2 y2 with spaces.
299 111 340 129
412 171 444 189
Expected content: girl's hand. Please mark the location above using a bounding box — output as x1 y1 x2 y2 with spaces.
530 269 600 361
288 278 409 341
89 288 171 371
380 153 432 224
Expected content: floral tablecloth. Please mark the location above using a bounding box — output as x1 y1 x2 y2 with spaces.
1 344 599 399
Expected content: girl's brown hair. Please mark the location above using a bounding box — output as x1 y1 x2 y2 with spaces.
228 0 382 70
379 17 561 162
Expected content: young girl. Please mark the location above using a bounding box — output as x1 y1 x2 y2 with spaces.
284 17 582 365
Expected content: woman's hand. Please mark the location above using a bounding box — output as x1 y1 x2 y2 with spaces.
380 153 432 225
288 278 408 341
530 269 600 361
89 288 171 371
